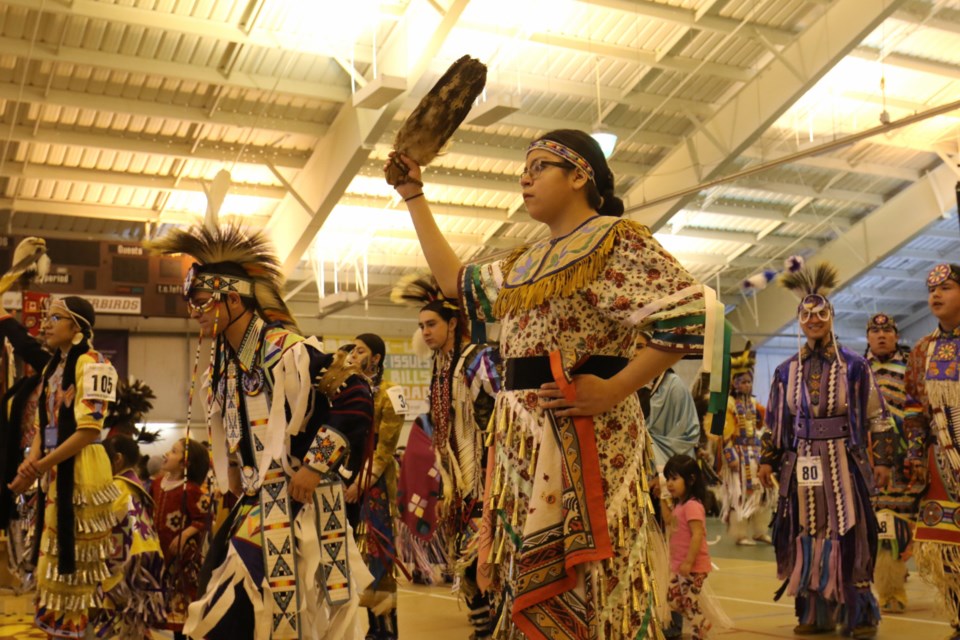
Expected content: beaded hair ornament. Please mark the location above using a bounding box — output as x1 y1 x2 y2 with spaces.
866 313 898 333
527 139 595 183
927 263 960 289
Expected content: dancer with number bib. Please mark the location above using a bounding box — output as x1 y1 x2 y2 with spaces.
758 262 895 639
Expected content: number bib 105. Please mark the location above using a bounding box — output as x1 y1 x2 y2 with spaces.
797 455 823 487
82 362 118 402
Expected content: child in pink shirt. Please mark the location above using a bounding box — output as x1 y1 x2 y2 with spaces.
662 453 713 639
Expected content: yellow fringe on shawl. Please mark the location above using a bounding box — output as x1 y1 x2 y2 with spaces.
492 219 651 318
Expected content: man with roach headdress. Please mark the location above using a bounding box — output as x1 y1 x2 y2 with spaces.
392 273 501 639
146 224 375 640
905 263 960 640
757 262 895 639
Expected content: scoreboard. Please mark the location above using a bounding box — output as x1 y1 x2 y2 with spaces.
0 236 192 318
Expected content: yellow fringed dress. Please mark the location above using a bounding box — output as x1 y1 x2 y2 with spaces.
35 352 120 638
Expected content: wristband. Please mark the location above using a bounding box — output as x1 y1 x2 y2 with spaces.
404 192 424 202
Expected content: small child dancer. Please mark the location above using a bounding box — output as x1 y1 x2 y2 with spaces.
662 453 714 640
98 434 164 638
152 437 210 640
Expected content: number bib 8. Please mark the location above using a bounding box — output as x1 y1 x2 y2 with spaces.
797 455 823 487
877 511 896 540
82 362 118 402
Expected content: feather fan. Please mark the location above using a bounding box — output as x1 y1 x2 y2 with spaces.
105 378 159 443
779 262 839 298
385 55 487 186
0 237 49 293
145 224 298 331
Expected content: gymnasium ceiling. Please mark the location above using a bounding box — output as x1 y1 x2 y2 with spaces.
1 0 959 344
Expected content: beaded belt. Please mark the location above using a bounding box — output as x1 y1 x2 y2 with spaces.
796 415 849 440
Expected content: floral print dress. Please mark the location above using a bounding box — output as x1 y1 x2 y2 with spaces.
460 216 717 640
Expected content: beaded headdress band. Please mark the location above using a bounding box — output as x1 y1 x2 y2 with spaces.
927 263 960 289
184 266 254 299
866 313 898 333
527 139 595 183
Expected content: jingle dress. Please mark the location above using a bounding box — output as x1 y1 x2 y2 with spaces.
905 324 960 627
763 340 894 632
461 216 722 640
34 350 120 638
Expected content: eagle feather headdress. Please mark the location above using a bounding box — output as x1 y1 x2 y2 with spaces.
385 55 487 186
144 224 297 331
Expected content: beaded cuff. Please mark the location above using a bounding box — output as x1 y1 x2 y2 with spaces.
302 426 349 476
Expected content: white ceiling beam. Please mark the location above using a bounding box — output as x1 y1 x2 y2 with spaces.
0 196 265 226
0 123 309 169
663 226 823 249
459 22 752 82
0 35 351 104
727 161 956 345
686 203 854 230
576 0 796 46
622 0 907 231
267 0 473 274
500 112 682 148
730 179 885 207
0 81 331 138
742 150 921 182
895 6 960 35
0 162 285 198
852 46 960 81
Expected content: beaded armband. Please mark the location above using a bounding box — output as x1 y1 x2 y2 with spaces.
759 431 782 470
871 430 897 468
302 426 349 476
315 350 364 400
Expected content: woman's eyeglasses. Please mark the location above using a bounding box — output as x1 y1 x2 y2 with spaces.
519 159 570 183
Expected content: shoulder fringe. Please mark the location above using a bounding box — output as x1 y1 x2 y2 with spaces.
492 219 650 318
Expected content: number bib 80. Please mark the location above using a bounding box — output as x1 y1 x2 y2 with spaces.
797 455 823 487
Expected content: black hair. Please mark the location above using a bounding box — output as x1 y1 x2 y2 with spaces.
534 129 624 217
420 302 465 423
180 437 211 485
663 453 706 504
355 333 386 387
103 434 141 471
58 296 96 338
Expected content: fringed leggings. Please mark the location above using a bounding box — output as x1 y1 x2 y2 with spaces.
667 573 712 640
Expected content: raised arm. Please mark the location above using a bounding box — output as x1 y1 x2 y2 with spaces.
387 153 462 298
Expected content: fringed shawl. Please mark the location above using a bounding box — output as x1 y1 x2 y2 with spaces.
493 216 643 319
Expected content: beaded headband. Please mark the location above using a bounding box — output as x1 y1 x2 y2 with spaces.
799 293 831 316
866 313 898 333
927 263 960 288
527 139 595 183
183 264 253 299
